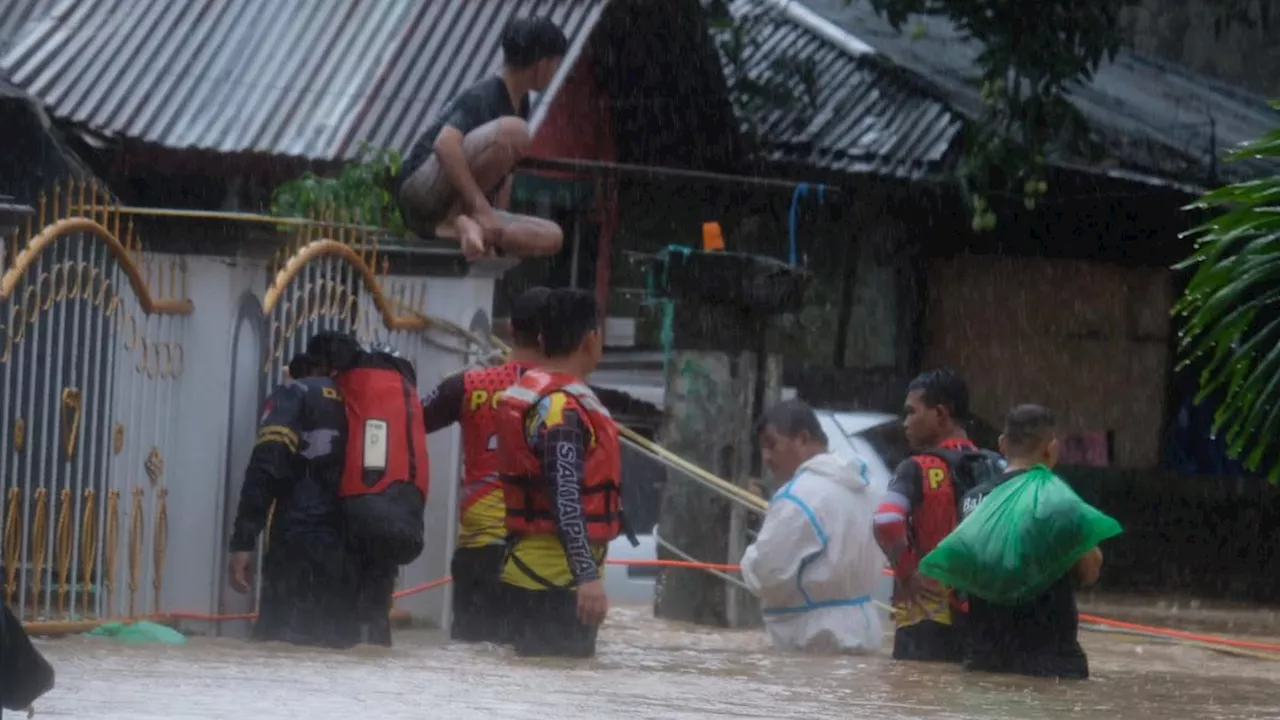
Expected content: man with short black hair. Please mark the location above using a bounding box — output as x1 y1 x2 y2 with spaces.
741 400 884 653
398 16 567 261
961 404 1101 679
496 288 629 658
874 368 989 662
421 286 550 642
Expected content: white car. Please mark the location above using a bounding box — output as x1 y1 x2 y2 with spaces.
606 409 904 608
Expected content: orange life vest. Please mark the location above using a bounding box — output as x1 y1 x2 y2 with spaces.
496 370 623 544
458 361 530 516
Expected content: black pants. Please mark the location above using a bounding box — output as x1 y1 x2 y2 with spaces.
255 531 394 649
450 544 508 643
892 619 965 663
504 584 599 658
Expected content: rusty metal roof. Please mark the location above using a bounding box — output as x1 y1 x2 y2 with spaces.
0 0 605 162
724 0 963 178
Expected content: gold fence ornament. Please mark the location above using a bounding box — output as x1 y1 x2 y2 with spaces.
12 418 24 454
103 489 119 616
80 489 97 618
55 489 73 617
60 387 83 461
145 447 164 485
112 423 125 456
127 487 144 618
0 180 193 316
3 489 20 607
29 488 48 613
153 486 168 612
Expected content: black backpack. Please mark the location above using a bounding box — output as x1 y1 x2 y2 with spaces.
922 447 1007 508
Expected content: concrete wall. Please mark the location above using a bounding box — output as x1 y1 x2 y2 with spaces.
922 255 1173 467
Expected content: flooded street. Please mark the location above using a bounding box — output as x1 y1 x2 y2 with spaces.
28 604 1280 719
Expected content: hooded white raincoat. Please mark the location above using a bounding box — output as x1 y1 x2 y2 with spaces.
741 452 885 653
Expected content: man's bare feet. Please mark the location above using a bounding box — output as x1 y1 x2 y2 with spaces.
454 215 486 261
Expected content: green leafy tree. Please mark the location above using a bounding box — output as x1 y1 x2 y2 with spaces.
270 142 405 234
1173 110 1280 481
864 0 1140 230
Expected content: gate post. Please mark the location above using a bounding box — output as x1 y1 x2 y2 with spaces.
652 249 809 629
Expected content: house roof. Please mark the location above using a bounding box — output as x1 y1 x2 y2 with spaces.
724 0 963 179
798 0 1280 184
0 0 604 162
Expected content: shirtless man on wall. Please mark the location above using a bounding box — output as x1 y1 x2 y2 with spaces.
397 16 567 261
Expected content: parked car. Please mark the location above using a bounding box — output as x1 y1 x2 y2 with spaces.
606 409 905 608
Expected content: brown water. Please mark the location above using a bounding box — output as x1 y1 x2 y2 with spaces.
29 605 1280 719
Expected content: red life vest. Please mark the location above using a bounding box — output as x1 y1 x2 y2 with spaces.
909 438 979 614
458 361 530 516
496 370 623 544
336 350 430 566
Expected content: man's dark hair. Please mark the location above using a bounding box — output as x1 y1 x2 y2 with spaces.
755 399 828 447
501 16 568 69
287 352 317 380
1003 404 1056 456
510 286 551 348
306 331 362 371
907 367 970 422
538 288 598 358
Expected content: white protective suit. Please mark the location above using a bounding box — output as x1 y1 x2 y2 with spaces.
741 452 885 653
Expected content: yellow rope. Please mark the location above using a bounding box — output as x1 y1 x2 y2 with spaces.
127 487 144 618
103 490 119 616
264 500 275 555
29 488 48 614
80 489 97 618
3 489 20 607
54 489 73 618
153 486 168 613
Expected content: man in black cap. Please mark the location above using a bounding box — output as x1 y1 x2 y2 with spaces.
227 344 371 648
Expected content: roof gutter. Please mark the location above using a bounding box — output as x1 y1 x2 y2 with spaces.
760 0 875 57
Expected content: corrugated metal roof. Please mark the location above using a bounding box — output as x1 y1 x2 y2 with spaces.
722 0 963 178
0 0 54 58
0 0 604 162
799 0 1280 183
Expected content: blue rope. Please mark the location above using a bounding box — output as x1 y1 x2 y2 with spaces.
787 183 828 266
644 244 693 378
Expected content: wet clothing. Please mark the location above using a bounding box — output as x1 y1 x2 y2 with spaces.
230 378 392 649
422 362 531 643
874 438 978 662
0 603 54 712
960 470 1089 679
499 389 609 658
398 76 530 229
741 452 884 654
423 363 533 549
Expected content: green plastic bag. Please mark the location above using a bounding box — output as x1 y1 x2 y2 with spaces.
918 465 1122 606
84 620 187 645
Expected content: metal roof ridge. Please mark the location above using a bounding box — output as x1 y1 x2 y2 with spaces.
759 0 875 58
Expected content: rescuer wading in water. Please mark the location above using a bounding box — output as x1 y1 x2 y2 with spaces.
496 288 634 658
874 369 1003 663
960 404 1103 679
228 333 430 648
228 350 367 648
422 286 550 642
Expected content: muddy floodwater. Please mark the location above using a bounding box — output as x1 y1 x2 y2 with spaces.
29 604 1280 719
